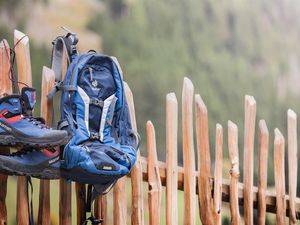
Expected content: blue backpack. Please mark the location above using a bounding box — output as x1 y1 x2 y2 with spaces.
49 31 139 200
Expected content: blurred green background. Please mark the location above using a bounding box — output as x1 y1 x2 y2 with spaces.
1 0 300 224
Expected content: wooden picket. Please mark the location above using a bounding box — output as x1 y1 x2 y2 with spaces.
0 39 12 225
37 66 55 225
228 121 240 225
14 29 31 225
0 30 300 225
258 120 269 225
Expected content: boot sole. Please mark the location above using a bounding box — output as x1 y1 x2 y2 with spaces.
0 135 68 148
0 160 60 179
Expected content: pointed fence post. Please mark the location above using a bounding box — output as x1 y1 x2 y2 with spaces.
14 29 32 225
195 94 214 225
214 124 223 225
228 121 240 225
37 67 55 225
274 129 286 225
146 121 162 225
54 36 72 225
0 39 12 225
257 120 269 225
243 95 256 225
124 82 144 225
287 109 297 225
166 93 178 225
182 77 196 225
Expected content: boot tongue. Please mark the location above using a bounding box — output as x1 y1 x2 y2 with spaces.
21 87 36 115
0 95 22 116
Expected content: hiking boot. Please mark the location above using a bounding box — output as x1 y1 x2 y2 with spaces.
0 147 61 179
0 94 68 147
21 87 36 116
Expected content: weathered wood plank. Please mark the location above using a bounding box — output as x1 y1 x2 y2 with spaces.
75 183 86 225
59 181 72 225
243 95 256 225
146 121 162 225
274 129 286 225
195 94 214 225
14 30 32 89
228 121 240 225
287 109 297 225
0 39 12 225
214 124 223 225
124 82 144 225
166 93 178 225
257 120 269 225
113 177 127 225
0 39 12 96
37 66 55 225
182 77 196 225
14 29 31 225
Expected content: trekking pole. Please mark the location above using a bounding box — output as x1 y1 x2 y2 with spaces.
0 39 13 225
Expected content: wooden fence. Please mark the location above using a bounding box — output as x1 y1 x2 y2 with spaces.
0 30 300 225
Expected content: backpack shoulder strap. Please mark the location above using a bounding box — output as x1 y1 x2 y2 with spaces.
51 30 78 81
48 29 79 99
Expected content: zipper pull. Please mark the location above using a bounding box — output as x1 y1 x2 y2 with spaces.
89 67 93 81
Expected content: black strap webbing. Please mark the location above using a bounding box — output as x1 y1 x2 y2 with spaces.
27 177 34 225
81 185 103 225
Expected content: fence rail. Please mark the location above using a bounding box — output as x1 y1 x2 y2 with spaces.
0 30 299 225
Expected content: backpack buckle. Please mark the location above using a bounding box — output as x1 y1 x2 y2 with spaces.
90 132 100 140
90 98 103 107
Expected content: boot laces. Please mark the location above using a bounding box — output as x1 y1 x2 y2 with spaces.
22 115 49 129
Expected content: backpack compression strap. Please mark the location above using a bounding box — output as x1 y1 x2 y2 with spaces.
48 28 78 99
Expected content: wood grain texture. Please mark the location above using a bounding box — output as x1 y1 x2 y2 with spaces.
37 67 55 225
228 121 240 225
257 120 269 225
243 95 256 225
124 82 144 225
182 77 196 225
0 39 11 225
287 109 297 225
59 180 72 225
113 177 127 225
94 195 107 225
166 93 178 225
146 121 162 225
274 129 286 225
0 39 12 96
14 30 32 88
195 94 214 225
214 124 223 225
75 183 86 225
14 30 32 225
